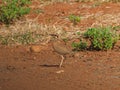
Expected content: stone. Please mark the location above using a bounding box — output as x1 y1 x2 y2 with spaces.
30 45 43 53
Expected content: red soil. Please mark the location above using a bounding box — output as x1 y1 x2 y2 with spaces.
0 1 120 90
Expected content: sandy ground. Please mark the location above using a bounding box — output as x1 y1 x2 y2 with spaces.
0 1 120 90
0 42 120 90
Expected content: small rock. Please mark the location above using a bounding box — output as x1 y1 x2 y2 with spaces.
33 57 37 60
30 45 43 53
56 70 64 74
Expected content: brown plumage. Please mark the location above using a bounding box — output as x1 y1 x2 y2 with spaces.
53 41 72 67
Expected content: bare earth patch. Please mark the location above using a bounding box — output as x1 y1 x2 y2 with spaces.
0 1 120 90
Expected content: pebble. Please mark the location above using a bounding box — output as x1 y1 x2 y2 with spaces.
56 70 64 74
30 45 44 53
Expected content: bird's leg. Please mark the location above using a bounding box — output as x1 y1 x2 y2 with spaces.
59 55 64 68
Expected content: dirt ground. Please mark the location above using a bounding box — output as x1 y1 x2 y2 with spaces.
0 43 120 90
0 1 120 90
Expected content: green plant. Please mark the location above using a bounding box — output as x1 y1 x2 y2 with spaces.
62 38 69 43
1 36 9 45
72 40 87 51
15 32 35 44
84 27 118 50
76 32 81 35
0 32 42 45
92 2 102 7
68 14 81 25
0 0 31 24
112 25 120 31
0 35 11 45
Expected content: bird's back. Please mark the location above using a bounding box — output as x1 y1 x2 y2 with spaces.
53 41 71 55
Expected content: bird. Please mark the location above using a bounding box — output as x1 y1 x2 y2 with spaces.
53 40 73 67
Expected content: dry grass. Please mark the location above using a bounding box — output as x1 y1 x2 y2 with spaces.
38 0 120 3
0 11 120 45
0 0 119 45
89 13 120 28
0 19 81 45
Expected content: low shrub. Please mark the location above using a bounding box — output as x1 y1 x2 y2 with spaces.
68 14 81 25
72 40 87 51
84 27 118 50
0 0 31 24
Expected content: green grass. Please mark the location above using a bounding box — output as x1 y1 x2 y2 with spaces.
68 14 81 25
0 32 41 45
72 40 87 51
